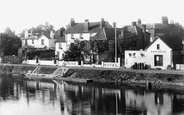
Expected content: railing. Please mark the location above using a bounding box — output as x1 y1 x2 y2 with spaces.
26 58 121 68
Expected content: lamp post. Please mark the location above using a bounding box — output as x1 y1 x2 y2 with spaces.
113 22 117 63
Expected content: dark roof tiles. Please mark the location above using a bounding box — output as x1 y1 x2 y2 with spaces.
65 21 111 34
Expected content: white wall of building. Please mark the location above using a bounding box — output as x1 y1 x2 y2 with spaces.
37 35 49 47
55 42 67 59
65 33 97 50
49 39 57 48
125 37 172 69
125 50 147 68
22 37 38 47
146 38 172 69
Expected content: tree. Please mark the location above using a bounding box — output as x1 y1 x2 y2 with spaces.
4 27 15 37
117 34 138 59
0 32 21 56
18 22 54 38
63 39 83 61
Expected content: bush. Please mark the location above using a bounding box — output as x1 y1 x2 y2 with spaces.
167 65 172 70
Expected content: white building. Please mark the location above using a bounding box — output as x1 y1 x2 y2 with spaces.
55 18 112 60
22 30 56 49
125 37 172 69
55 37 67 60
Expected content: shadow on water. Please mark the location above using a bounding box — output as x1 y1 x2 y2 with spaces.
0 74 184 115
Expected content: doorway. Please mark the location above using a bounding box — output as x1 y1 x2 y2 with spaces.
154 55 163 66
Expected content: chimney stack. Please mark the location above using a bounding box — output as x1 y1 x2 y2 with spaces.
59 27 65 38
70 18 75 27
84 19 89 32
132 21 137 26
24 29 28 38
162 16 168 25
142 24 147 48
100 18 105 29
137 19 142 25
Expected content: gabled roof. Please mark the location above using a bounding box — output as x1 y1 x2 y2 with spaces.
123 25 150 36
65 21 112 34
145 36 182 50
92 26 151 41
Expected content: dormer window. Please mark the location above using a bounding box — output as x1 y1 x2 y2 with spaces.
157 44 160 50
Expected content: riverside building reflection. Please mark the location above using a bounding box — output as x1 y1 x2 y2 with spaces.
0 75 183 115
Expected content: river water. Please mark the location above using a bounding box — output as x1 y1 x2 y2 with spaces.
0 75 184 115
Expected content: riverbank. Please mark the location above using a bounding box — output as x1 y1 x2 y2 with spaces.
1 64 184 90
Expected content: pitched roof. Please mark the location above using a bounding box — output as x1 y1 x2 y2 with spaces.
123 25 150 36
42 30 51 39
54 28 65 39
92 28 123 40
65 21 112 34
146 36 182 50
154 23 179 29
92 26 150 41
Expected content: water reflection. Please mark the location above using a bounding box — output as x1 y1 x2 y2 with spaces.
0 74 184 115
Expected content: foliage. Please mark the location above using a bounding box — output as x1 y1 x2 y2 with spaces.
63 39 83 61
18 22 54 38
117 34 138 58
90 39 107 54
27 50 55 60
0 33 21 56
63 38 109 62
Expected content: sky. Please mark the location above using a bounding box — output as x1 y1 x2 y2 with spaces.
0 0 183 34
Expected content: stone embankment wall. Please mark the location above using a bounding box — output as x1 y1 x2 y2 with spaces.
0 64 36 74
66 69 184 88
0 64 58 75
1 64 184 89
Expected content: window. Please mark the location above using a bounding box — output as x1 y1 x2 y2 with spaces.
71 34 74 39
59 43 62 49
41 39 44 45
154 55 163 66
57 51 60 57
157 44 160 50
80 33 83 39
133 53 136 58
25 39 27 45
182 40 184 44
32 40 34 44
